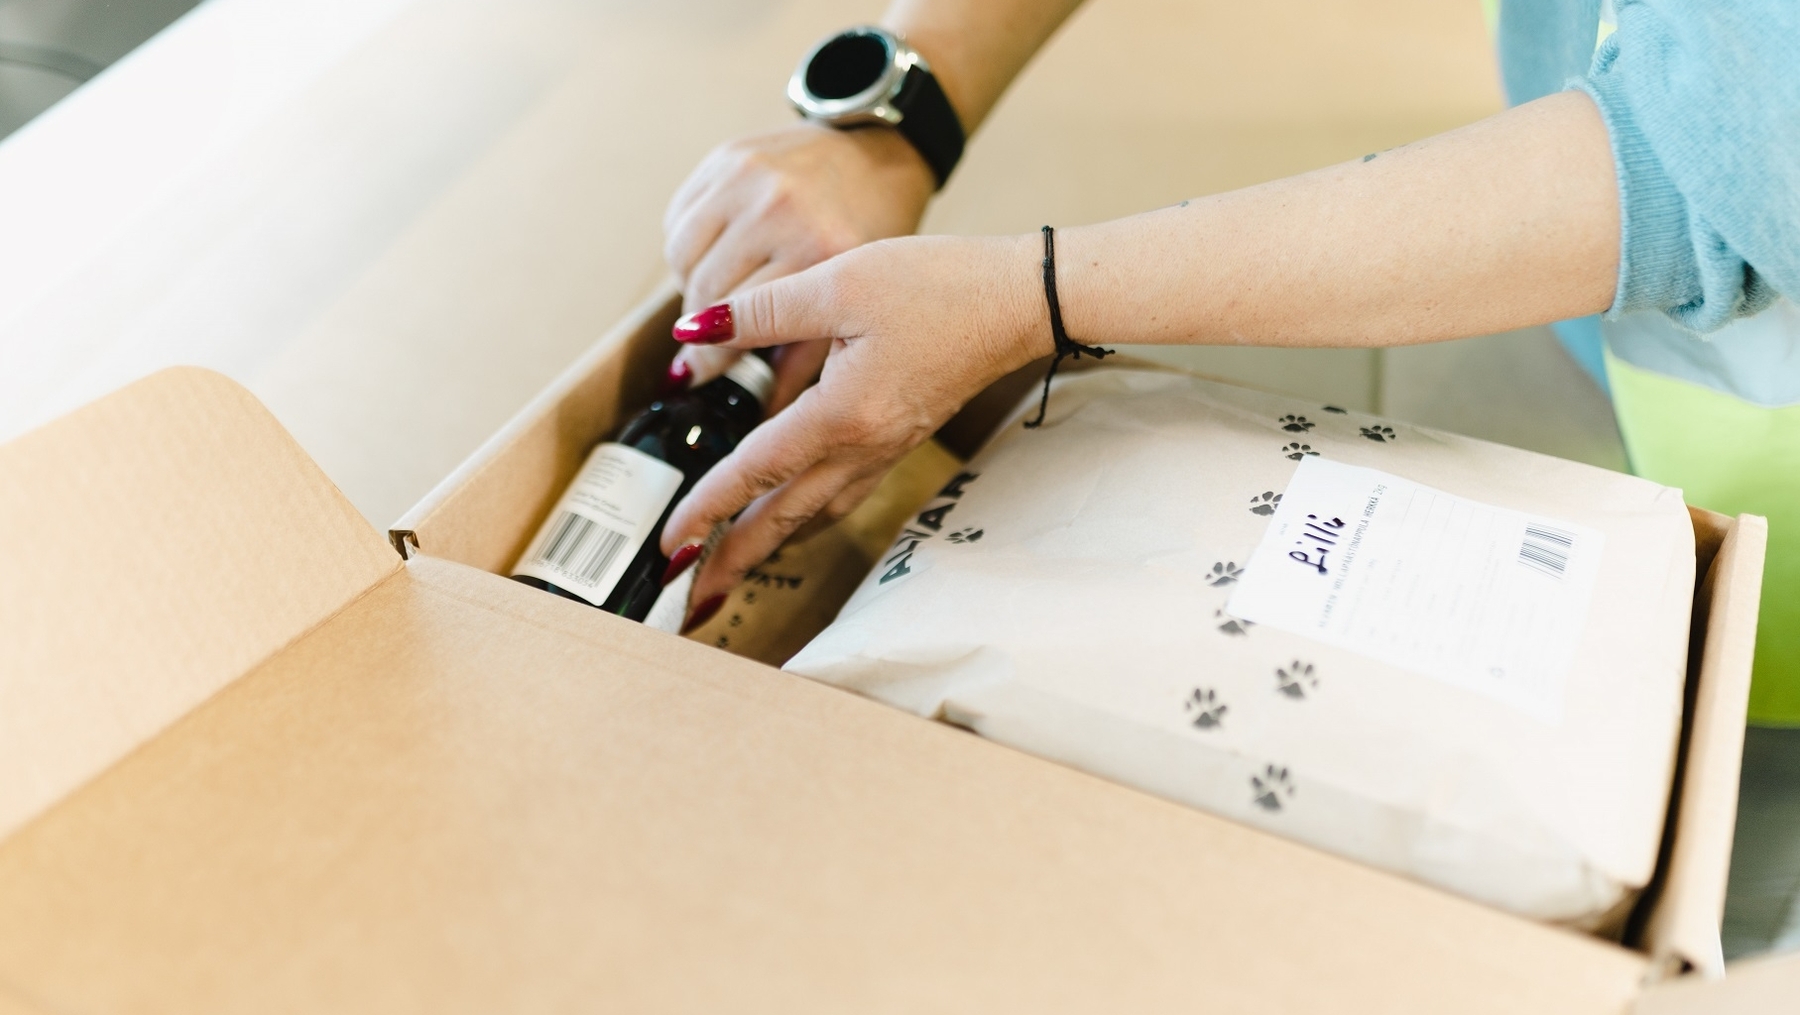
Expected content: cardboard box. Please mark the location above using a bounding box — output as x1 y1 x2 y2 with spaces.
0 286 1779 1013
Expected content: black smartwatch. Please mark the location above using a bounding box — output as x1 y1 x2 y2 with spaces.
787 26 966 189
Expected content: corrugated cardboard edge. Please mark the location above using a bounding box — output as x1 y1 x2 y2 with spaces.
0 367 401 844
1636 948 1800 1015
389 279 683 571
1631 510 1768 980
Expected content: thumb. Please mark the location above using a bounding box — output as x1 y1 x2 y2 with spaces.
671 260 845 351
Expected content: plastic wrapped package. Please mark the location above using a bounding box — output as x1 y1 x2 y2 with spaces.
787 368 1695 928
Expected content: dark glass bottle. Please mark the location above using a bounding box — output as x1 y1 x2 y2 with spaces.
511 353 773 622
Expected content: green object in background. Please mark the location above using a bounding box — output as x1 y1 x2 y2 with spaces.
1606 349 1800 725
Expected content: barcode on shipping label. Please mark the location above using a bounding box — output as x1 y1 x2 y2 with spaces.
533 512 633 585
1518 524 1574 578
511 443 685 606
1228 457 1604 723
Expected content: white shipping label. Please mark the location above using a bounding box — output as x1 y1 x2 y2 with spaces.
1227 457 1604 722
512 443 684 606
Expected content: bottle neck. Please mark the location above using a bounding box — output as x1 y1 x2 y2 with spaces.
714 352 775 409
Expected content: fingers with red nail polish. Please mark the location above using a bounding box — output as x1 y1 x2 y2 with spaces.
672 345 742 391
661 543 703 587
673 303 734 344
682 593 727 634
659 359 693 397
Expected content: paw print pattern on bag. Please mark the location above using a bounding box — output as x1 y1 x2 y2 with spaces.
945 527 984 544
1215 609 1254 636
1360 425 1397 443
1279 414 1314 433
1185 688 1228 730
1249 491 1282 516
1275 660 1318 699
1252 764 1296 812
1207 561 1243 586
1282 442 1318 461
1322 405 1348 414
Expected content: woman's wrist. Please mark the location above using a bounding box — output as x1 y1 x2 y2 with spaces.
979 232 1055 380
880 0 1088 135
842 124 937 215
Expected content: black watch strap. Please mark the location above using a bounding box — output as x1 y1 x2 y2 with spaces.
893 64 964 189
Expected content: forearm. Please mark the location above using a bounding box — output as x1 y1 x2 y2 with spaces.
883 0 1086 131
663 87 1625 603
1050 91 1620 350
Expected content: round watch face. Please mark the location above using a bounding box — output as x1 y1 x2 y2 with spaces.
789 24 961 187
804 31 891 101
789 26 915 125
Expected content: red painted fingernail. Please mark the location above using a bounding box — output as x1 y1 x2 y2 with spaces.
660 543 703 586
681 593 727 634
672 303 733 344
658 359 693 397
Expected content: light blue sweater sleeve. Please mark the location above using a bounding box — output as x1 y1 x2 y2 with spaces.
1573 1 1800 333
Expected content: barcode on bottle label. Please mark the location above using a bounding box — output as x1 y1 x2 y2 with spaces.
533 512 633 585
1518 524 1574 578
511 443 685 606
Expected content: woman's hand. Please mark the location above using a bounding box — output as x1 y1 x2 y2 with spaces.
659 233 1047 623
663 121 937 411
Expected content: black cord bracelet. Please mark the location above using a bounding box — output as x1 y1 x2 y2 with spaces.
1023 225 1113 429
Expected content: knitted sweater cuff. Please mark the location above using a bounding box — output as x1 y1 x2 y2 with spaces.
1572 62 1695 320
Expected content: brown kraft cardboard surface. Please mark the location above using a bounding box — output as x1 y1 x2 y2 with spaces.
0 357 1785 1013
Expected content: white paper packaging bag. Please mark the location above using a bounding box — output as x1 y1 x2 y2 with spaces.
786 368 1695 927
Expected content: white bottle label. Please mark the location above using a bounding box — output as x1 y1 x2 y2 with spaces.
512 443 685 606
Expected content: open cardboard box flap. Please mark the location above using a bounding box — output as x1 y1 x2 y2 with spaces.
0 336 1780 1012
